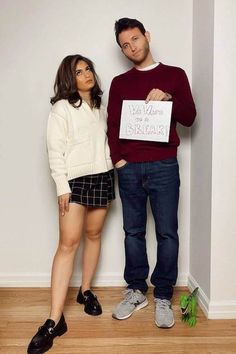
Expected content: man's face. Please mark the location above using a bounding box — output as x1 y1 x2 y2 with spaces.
118 27 150 65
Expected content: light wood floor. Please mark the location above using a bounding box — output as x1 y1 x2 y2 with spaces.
0 287 236 354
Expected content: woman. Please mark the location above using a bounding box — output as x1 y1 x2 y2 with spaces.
27 55 114 354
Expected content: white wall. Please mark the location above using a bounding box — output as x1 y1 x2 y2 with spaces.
0 0 193 286
211 0 236 308
191 0 214 301
191 0 236 319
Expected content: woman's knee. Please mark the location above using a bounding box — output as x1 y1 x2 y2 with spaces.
84 228 101 241
58 237 80 254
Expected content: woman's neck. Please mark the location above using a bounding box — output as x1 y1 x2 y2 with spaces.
79 91 93 107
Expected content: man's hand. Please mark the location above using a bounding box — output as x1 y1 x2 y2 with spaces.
145 88 172 103
115 159 127 169
58 193 70 216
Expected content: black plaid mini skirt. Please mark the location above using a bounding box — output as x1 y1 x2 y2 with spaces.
68 169 115 207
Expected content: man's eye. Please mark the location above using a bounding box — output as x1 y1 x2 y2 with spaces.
123 44 129 49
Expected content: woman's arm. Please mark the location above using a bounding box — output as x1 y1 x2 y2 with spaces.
47 108 71 197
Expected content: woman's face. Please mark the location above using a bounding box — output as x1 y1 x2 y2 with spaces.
75 60 95 93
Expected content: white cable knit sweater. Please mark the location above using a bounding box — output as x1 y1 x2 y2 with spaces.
47 99 113 196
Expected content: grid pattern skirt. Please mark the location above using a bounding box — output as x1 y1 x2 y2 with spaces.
68 169 115 207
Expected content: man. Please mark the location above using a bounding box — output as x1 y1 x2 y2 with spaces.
107 18 196 328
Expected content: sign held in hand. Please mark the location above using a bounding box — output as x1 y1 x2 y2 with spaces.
119 100 172 142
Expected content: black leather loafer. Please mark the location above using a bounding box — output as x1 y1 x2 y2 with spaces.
77 287 102 316
27 313 67 354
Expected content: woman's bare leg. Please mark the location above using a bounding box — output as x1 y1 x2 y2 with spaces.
49 203 86 323
81 206 109 292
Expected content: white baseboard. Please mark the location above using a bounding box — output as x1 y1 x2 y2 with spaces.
176 273 188 286
188 274 210 318
0 272 125 287
188 274 236 319
0 272 188 287
208 301 236 319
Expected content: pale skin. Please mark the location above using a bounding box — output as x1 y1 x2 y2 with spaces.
49 60 109 324
116 27 172 169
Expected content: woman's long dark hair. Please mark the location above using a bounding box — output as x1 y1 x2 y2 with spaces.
50 55 102 108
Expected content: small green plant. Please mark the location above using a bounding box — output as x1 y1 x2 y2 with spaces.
179 287 198 327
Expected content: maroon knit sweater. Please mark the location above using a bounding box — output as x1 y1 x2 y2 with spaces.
107 63 196 164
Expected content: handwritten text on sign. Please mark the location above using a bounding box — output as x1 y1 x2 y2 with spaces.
119 100 173 142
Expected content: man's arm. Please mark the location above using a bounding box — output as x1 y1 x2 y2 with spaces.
171 69 196 127
145 68 196 127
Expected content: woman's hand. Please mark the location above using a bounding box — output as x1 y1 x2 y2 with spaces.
58 193 70 216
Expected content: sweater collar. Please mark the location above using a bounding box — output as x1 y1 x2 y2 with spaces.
132 62 163 74
137 62 160 71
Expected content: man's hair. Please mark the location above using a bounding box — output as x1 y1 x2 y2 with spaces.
114 17 146 46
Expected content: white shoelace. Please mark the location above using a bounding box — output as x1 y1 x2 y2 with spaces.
155 298 171 311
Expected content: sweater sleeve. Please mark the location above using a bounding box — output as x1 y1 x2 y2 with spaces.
171 69 196 127
107 78 123 165
47 105 71 196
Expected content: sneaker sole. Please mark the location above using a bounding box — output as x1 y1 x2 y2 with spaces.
155 319 175 328
112 298 148 320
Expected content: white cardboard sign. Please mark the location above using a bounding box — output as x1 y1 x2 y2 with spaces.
119 100 172 142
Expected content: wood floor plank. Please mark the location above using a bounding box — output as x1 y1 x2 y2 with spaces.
0 287 236 354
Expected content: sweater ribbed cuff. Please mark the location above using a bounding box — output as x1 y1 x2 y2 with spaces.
54 175 71 196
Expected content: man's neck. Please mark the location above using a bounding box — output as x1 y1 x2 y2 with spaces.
134 52 155 70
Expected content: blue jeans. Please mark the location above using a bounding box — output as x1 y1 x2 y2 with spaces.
117 158 180 300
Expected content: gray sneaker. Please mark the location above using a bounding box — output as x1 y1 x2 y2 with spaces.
154 298 175 328
112 289 148 320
